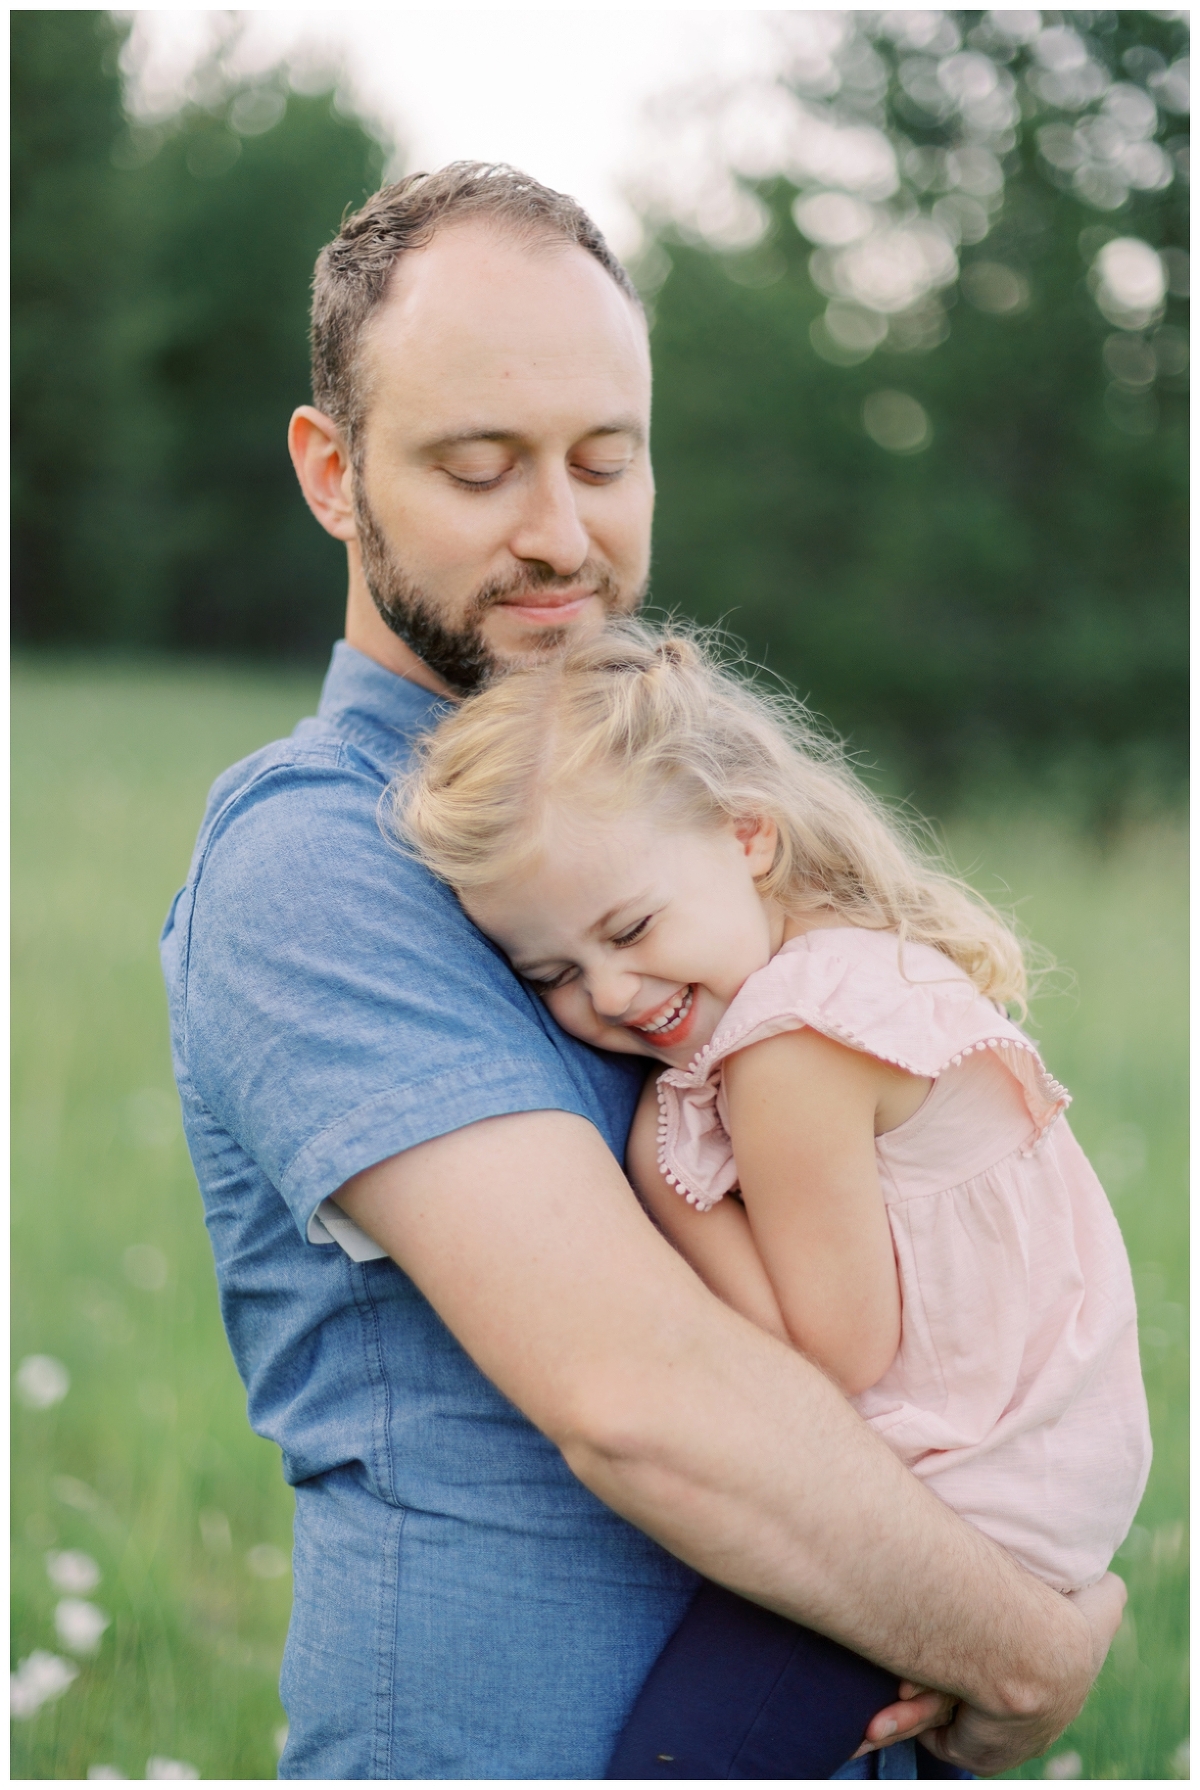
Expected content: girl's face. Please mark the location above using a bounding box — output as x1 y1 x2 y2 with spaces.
463 804 784 1067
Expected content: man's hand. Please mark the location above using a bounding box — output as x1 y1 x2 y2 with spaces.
853 1575 1127 1775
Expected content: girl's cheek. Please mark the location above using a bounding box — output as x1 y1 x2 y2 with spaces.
545 987 594 1041
546 988 646 1056
544 989 571 1026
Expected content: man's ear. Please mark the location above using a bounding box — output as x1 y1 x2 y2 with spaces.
288 406 357 542
735 815 779 877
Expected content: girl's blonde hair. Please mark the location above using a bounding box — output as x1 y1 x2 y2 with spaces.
394 620 1031 1012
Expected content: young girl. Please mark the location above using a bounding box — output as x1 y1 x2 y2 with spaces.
394 622 1151 1781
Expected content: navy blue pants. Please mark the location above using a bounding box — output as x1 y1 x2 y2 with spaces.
606 1581 975 1780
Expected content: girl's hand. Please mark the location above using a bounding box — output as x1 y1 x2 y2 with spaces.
851 1682 958 1759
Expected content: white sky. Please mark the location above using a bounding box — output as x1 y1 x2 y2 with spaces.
118 8 786 254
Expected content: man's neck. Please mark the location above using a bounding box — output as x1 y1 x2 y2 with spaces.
344 564 457 701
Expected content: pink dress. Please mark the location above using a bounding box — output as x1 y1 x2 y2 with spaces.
654 928 1152 1592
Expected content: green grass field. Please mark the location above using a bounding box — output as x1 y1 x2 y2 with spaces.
11 660 1188 1781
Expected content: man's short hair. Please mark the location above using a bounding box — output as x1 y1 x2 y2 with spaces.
311 161 642 452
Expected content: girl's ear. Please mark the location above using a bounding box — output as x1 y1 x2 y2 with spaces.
734 815 778 877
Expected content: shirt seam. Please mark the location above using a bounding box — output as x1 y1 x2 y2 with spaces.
353 1263 398 1501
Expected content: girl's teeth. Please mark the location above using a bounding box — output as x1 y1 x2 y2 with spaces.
641 987 692 1036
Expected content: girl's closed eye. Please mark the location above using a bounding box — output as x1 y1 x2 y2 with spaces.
524 917 652 990
524 964 579 996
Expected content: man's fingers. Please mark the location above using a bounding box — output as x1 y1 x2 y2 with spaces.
852 1689 958 1756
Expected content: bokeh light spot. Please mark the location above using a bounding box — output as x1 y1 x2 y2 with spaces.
961 261 1031 314
793 190 875 247
246 1542 290 1579
1092 237 1167 329
862 390 932 453
229 87 286 137
15 1355 70 1410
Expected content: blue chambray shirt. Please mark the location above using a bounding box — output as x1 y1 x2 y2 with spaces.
161 642 698 1780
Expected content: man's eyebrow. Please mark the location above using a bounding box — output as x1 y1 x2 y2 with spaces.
419 419 647 454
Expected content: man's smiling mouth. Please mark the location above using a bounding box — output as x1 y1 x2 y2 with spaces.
631 985 695 1041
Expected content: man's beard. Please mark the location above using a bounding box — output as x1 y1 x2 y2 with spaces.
354 484 643 695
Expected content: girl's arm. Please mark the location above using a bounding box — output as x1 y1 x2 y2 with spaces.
626 1075 792 1344
722 1027 904 1396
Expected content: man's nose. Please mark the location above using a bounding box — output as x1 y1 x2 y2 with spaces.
586 965 641 1023
508 466 590 577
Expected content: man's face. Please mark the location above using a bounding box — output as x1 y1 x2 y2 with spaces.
351 221 654 692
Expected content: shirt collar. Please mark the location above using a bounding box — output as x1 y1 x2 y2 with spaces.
314 640 452 768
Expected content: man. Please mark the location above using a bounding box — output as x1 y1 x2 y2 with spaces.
162 163 1122 1780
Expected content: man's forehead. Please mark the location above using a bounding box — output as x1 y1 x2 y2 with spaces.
360 220 650 408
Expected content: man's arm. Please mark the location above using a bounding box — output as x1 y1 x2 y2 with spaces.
338 1108 1123 1775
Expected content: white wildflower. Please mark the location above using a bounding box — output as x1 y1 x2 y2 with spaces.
46 1549 101 1594
55 1597 111 1655
15 1354 70 1409
10 1650 79 1718
1044 1752 1083 1779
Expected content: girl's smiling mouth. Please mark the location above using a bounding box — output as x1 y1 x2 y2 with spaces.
630 984 696 1046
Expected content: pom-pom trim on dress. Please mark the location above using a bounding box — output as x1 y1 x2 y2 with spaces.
653 929 1070 1211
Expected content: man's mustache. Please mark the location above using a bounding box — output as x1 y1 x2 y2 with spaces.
469 562 623 616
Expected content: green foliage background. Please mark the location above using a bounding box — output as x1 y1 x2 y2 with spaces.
641 9 1188 795
648 173 1187 793
10 10 1189 799
12 11 384 657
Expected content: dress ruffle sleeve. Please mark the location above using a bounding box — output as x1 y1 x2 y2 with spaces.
654 928 1070 1210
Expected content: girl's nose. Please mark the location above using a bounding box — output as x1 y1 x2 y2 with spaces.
587 965 641 1023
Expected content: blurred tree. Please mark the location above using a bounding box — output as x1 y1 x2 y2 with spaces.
128 73 387 655
11 11 151 643
11 10 1188 797
640 10 1188 796
12 12 387 656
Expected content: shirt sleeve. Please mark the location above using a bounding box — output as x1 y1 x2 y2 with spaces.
179 743 636 1241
